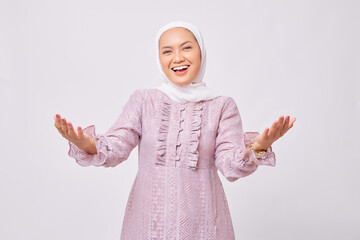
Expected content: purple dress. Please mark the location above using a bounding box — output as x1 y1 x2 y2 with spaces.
68 88 276 240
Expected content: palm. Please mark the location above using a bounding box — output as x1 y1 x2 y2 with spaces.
253 115 296 150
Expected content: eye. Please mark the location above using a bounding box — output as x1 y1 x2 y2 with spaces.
183 46 192 50
162 50 171 54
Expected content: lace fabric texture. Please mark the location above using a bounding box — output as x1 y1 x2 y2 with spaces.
68 88 276 240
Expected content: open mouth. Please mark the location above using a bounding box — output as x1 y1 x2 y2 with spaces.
172 65 190 73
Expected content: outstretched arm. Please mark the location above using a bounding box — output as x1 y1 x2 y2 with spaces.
215 97 277 182
54 89 143 167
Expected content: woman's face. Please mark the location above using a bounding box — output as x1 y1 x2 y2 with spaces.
159 27 201 86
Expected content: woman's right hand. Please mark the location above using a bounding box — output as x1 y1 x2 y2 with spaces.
54 114 97 154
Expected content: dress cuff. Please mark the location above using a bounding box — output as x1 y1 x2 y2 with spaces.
67 125 108 167
244 132 276 167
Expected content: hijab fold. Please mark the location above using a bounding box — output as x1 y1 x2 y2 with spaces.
153 21 221 104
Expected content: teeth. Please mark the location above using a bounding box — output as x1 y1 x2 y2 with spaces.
172 65 189 71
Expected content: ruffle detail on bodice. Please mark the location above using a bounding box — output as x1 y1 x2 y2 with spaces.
186 101 204 170
155 97 172 166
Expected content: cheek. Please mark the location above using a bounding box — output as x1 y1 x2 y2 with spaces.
160 56 170 70
192 63 201 77
191 54 201 71
192 54 201 76
190 51 201 65
160 58 172 76
161 64 170 75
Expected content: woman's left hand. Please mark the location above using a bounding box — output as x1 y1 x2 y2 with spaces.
251 115 296 151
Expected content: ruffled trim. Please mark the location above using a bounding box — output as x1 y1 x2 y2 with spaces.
186 101 204 170
67 125 109 167
244 132 276 166
155 97 172 166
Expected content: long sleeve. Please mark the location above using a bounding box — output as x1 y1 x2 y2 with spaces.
67 89 143 167
214 97 276 182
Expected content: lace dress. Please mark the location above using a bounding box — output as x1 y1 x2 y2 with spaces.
68 88 276 240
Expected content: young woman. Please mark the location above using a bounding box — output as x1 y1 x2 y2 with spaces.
54 21 295 240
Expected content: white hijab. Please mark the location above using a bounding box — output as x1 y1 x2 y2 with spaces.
153 21 221 104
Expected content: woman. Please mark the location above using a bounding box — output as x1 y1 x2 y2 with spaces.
54 21 295 239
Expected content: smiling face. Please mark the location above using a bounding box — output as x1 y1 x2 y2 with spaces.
159 27 201 86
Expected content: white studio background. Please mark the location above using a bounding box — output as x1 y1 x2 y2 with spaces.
0 0 359 239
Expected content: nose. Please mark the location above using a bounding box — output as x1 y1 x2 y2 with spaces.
173 50 184 63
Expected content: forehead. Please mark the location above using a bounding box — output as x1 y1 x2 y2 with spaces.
159 27 196 45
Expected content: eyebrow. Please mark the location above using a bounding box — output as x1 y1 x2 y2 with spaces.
161 41 193 49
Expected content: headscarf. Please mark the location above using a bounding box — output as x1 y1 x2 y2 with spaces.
153 21 222 104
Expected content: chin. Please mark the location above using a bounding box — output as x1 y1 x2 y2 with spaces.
171 79 193 86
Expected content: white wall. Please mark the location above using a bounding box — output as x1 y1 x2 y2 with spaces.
0 0 359 239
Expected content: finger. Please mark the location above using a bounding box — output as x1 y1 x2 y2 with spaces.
55 115 67 137
61 118 68 134
67 122 77 138
280 115 290 136
276 116 284 137
288 117 296 128
268 120 278 138
54 114 62 128
56 126 65 136
77 126 85 138
281 117 296 135
263 127 270 139
55 114 65 134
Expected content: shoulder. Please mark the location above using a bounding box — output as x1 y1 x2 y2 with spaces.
209 95 237 114
212 96 240 120
124 89 146 110
127 88 164 110
130 88 163 99
223 96 237 108
128 88 151 102
130 88 146 97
